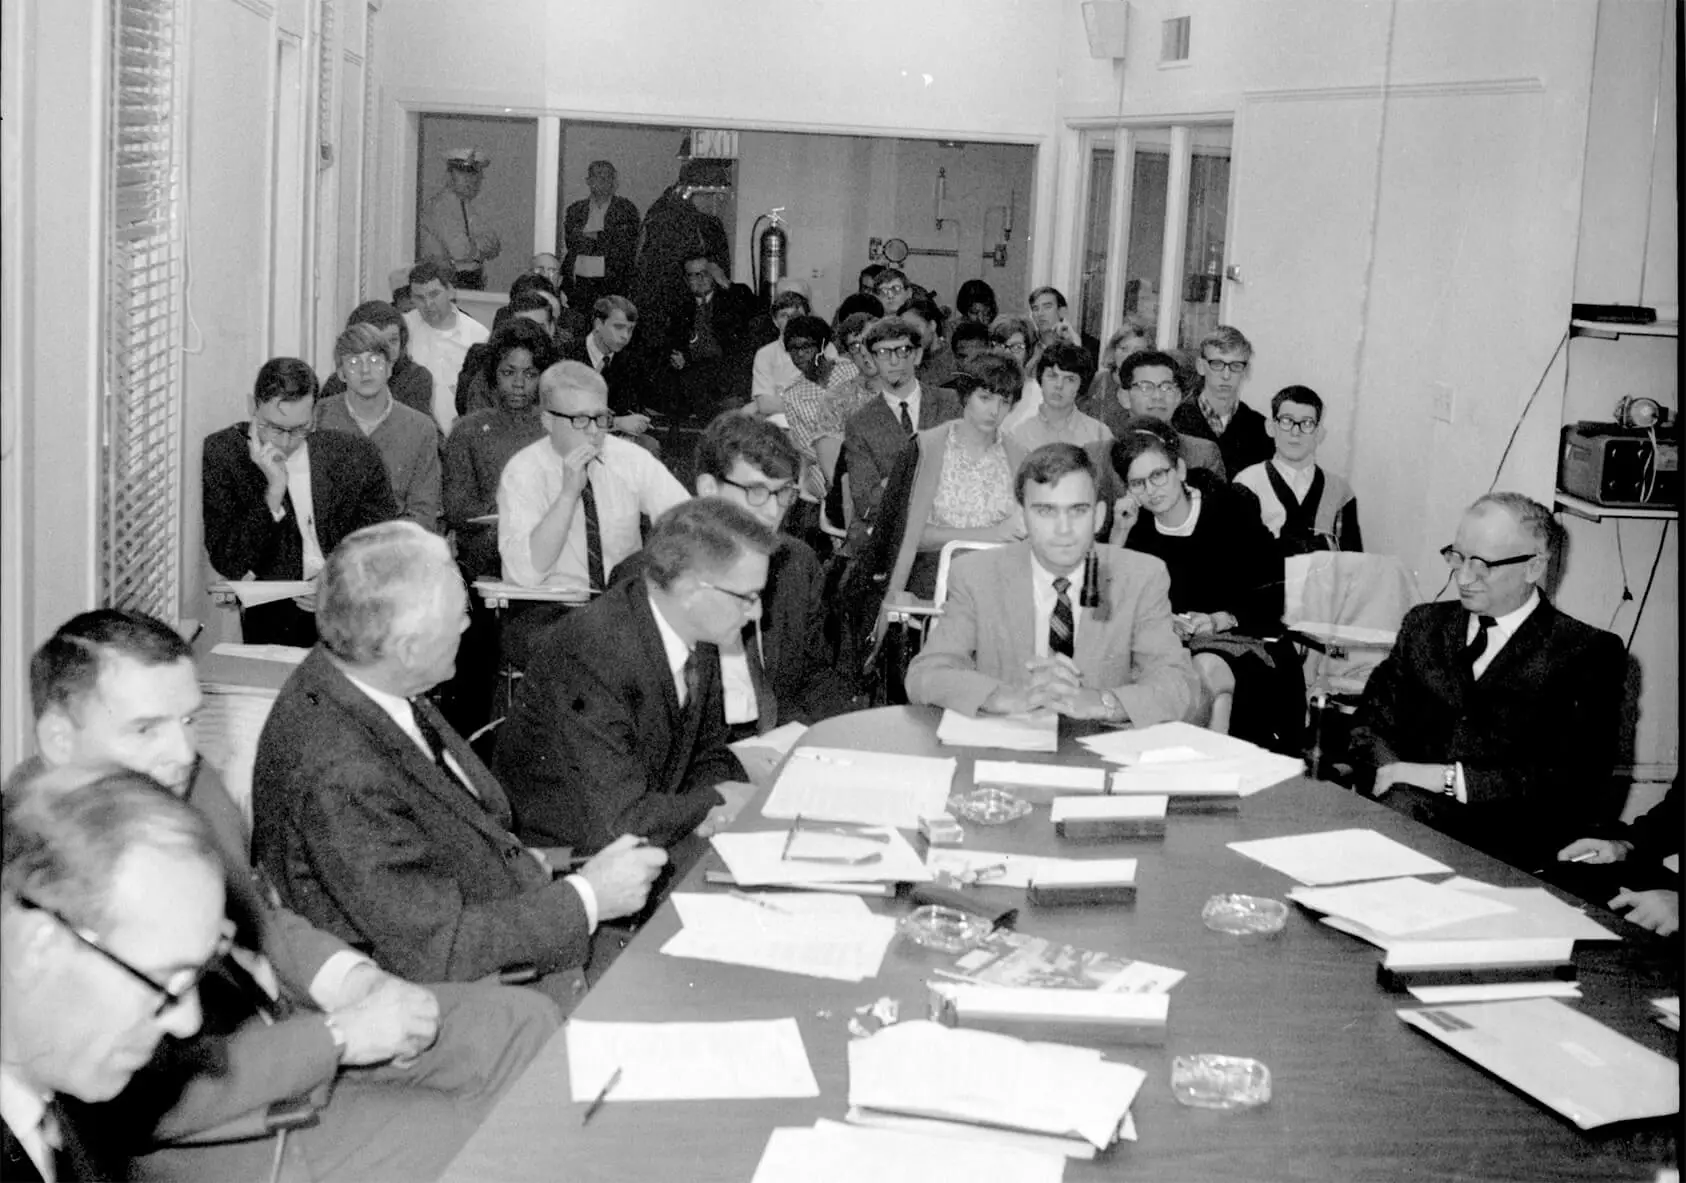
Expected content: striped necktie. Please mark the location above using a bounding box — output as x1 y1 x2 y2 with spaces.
1049 576 1075 659
580 478 605 591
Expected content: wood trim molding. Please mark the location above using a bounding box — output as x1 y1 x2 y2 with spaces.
1244 76 1544 105
226 0 276 19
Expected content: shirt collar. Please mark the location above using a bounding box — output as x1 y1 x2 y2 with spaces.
882 382 921 413
284 440 311 475
646 587 693 684
1198 393 1232 429
0 1066 50 1156
345 391 394 433
1030 552 1086 598
586 334 609 370
1483 589 1541 633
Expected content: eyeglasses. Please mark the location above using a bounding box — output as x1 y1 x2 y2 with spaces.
1274 415 1320 435
719 476 799 509
875 283 907 300
871 344 915 361
341 353 389 372
254 418 313 442
1001 340 1028 356
1125 465 1177 494
1129 380 1179 396
684 268 712 280
696 580 762 608
544 409 614 430
1439 545 1537 579
15 894 234 1018
1202 357 1249 375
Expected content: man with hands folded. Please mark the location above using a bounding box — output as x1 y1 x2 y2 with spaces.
905 443 1200 725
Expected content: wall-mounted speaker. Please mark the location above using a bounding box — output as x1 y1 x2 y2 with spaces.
1082 2 1130 60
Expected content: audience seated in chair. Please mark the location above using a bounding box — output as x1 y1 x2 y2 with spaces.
770 313 872 543
1080 318 1153 419
1233 384 1362 555
15 609 558 1183
562 294 659 455
901 293 957 392
318 299 436 420
455 284 562 419
750 288 815 419
993 313 1044 432
402 258 490 437
251 521 669 1011
1170 324 1273 476
663 252 758 422
1008 341 1110 454
1349 492 1629 883
905 441 1200 726
1093 349 1227 481
201 357 397 647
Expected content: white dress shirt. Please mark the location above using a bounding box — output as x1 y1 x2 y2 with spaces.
0 1068 52 1181
282 443 327 579
1234 457 1316 538
1029 553 1088 659
752 341 803 406
881 383 922 432
648 593 694 706
1449 590 1542 802
403 307 490 434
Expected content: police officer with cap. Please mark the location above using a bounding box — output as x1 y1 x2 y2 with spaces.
419 147 501 290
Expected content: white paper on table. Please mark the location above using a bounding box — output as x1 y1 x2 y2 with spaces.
565 1018 820 1102
760 747 957 828
1228 828 1452 886
751 1120 1065 1183
1077 722 1303 794
730 722 811 789
1407 981 1583 1004
733 721 810 760
926 849 1092 890
208 642 309 665
662 892 898 982
713 827 932 887
1027 859 1137 887
1288 877 1516 936
1425 880 1622 943
214 580 316 608
672 892 875 925
1050 796 1167 822
847 1020 1145 1151
937 709 1059 752
973 760 1107 794
845 1108 1098 1161
1109 767 1245 796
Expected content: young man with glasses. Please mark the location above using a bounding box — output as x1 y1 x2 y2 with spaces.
496 497 772 870
1350 493 1627 882
316 323 444 534
1094 349 1227 481
201 357 398 646
1233 385 1362 555
1171 324 1273 476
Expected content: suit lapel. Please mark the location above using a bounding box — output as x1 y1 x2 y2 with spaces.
1474 596 1554 691
1076 551 1115 687
628 583 684 723
1002 546 1039 673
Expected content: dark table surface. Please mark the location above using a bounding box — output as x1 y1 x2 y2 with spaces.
443 707 1681 1183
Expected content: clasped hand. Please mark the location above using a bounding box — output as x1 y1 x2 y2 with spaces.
984 655 1111 720
329 967 440 1066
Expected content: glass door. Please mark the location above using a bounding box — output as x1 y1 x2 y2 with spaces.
1075 136 1114 345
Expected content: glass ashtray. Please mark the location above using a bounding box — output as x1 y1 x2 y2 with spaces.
948 787 1033 826
899 904 993 954
1171 1054 1272 1110
1201 893 1289 935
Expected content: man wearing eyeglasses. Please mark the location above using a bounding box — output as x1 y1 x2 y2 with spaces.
202 357 398 647
1233 385 1362 555
1350 493 1627 880
1170 324 1273 477
1093 349 1227 482
12 609 560 1182
3 765 225 1183
495 499 772 891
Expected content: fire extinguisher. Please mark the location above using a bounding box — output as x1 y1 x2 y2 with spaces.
754 207 788 305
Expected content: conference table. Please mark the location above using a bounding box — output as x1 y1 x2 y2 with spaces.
443 707 1681 1183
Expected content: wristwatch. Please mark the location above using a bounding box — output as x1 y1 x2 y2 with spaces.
1099 690 1125 723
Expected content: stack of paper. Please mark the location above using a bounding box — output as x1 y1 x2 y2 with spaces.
973 761 1108 796
729 722 810 789
565 1018 820 1102
926 849 1133 891
761 748 957 828
1227 828 1452 885
1078 721 1303 795
208 642 309 665
847 1021 1146 1158
937 709 1059 752
1290 877 1519 936
660 892 899 982
713 826 931 887
210 579 316 608
752 1120 1064 1183
1651 997 1680 1032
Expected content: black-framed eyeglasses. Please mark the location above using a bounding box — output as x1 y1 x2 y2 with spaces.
1202 357 1249 375
1274 414 1319 435
1125 465 1177 494
1001 340 1028 356
875 283 907 300
719 476 799 509
871 344 915 361
544 409 614 430
696 580 762 609
1439 545 1537 579
1129 380 1179 396
254 418 314 442
15 894 234 1018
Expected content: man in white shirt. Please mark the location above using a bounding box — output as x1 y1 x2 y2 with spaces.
749 288 811 418
2 764 225 1183
402 259 490 435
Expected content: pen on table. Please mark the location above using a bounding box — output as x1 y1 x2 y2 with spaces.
1568 851 1598 864
729 890 792 914
581 1067 622 1126
779 813 803 861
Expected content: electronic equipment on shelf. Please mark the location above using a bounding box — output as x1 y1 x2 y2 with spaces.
1558 421 1679 508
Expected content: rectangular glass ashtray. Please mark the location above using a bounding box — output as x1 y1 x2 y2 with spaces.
1171 1054 1272 1110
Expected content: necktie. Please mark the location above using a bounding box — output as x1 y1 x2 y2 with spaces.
1463 614 1498 673
898 399 914 436
580 478 605 590
41 1098 65 1181
411 696 475 798
1049 577 1075 659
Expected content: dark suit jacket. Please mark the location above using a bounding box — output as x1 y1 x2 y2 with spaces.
2 1107 109 1183
611 538 859 731
493 578 745 854
560 195 640 298
842 385 962 548
1171 397 1273 478
1349 597 1628 867
561 335 644 416
663 284 758 361
251 649 591 984
201 424 398 581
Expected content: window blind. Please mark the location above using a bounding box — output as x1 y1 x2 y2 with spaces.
103 0 184 617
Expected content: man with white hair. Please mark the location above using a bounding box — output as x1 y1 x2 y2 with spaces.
251 521 668 1009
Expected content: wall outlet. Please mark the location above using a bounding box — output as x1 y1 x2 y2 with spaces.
1429 381 1454 424
810 267 824 279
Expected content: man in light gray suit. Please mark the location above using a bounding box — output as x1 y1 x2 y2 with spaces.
906 443 1201 724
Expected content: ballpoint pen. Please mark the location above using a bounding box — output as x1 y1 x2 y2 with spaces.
729 890 793 914
581 1066 622 1126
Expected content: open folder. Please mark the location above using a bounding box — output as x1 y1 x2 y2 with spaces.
1399 997 1679 1130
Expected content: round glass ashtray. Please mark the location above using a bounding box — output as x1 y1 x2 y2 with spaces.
1201 893 1289 936
1171 1054 1272 1110
948 787 1032 826
898 905 993 954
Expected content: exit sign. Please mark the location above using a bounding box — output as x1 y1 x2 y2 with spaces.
690 129 739 159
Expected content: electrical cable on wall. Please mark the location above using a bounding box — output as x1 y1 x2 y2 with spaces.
1625 521 1669 653
1608 520 1634 630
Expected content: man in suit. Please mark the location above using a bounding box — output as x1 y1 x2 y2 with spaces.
842 316 962 551
560 160 640 308
1170 324 1273 477
494 498 774 869
17 610 559 1183
1091 348 1227 481
201 357 398 648
631 158 733 372
906 443 1201 725
251 521 669 1009
2 765 225 1183
663 252 758 421
1350 492 1628 877
562 294 659 454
